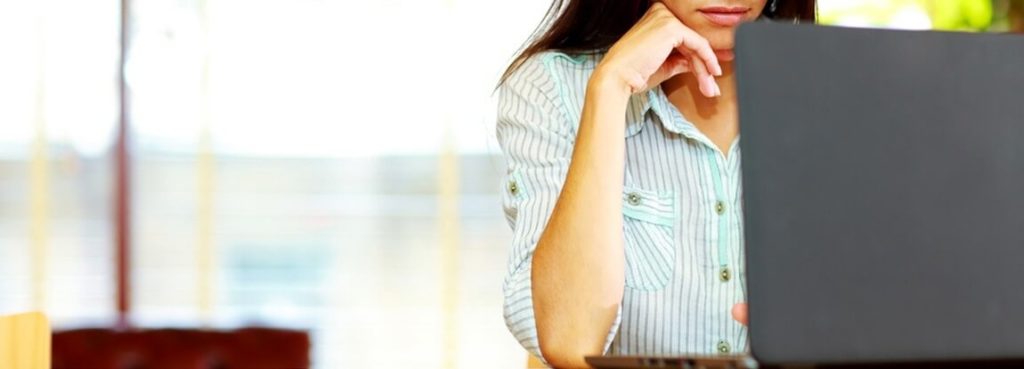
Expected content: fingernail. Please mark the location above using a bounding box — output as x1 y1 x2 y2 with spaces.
701 76 718 97
714 64 723 76
700 78 714 97
714 82 722 96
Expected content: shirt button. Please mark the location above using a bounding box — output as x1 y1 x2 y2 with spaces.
508 181 519 196
627 192 642 206
717 340 731 354
715 201 726 215
719 267 731 282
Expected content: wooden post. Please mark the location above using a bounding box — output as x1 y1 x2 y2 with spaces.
30 4 50 316
115 0 133 328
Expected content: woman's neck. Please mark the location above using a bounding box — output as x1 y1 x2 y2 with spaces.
662 62 740 156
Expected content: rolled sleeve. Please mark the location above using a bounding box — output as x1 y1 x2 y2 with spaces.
497 54 622 361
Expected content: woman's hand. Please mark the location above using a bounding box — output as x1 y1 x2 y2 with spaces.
732 303 748 326
594 1 722 97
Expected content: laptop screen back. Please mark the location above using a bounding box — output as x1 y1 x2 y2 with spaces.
735 23 1024 366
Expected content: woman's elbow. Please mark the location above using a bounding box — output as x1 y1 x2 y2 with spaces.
536 326 605 368
538 341 592 368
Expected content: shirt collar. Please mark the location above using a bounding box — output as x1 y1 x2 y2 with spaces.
625 86 708 143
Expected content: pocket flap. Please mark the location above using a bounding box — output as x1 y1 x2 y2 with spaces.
622 186 676 227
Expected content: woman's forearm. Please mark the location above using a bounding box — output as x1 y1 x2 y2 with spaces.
531 70 632 367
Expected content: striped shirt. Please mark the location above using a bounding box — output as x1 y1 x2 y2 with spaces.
497 51 747 361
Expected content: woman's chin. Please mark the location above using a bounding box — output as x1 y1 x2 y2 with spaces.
715 49 735 62
693 28 738 57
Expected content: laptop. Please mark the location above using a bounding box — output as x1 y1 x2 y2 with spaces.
587 22 1024 369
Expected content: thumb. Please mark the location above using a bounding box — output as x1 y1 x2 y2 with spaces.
732 302 748 326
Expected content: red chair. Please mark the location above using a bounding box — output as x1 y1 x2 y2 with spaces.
52 328 310 369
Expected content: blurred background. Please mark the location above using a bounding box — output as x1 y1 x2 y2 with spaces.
0 0 1021 367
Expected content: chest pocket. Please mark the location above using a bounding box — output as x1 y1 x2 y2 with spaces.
622 186 677 291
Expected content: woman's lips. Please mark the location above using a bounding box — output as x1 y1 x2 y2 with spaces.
699 7 750 27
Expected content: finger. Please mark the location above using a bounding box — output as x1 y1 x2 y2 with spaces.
675 27 722 76
654 2 720 75
689 53 720 97
664 52 691 77
643 53 689 92
732 303 748 326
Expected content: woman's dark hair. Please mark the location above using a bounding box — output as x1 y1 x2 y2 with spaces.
499 0 816 85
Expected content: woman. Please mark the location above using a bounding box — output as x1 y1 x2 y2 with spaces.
496 0 816 367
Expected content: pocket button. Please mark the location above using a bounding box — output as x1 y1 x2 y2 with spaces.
627 192 642 206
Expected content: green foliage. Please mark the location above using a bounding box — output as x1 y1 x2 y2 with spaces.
928 0 993 30
819 0 996 31
961 0 994 29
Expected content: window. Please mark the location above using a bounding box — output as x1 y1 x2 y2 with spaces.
0 0 119 327
4 1 1018 368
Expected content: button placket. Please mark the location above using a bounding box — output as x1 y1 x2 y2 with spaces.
708 152 733 284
